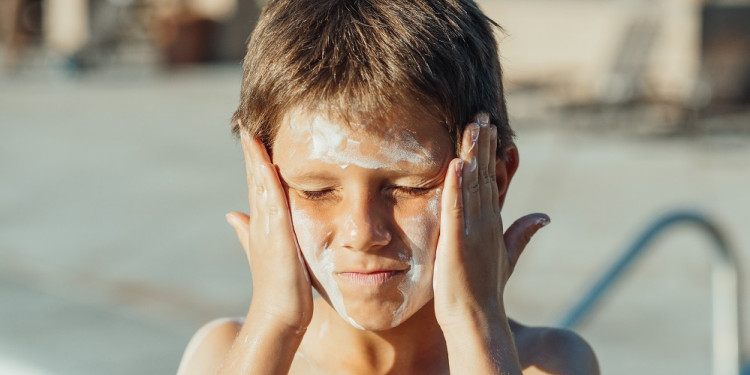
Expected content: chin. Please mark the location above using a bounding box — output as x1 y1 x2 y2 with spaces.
313 273 435 331
337 292 434 331
346 306 404 331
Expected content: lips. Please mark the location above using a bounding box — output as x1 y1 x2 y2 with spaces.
337 270 405 286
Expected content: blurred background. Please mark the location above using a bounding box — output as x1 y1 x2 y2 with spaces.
1 0 749 374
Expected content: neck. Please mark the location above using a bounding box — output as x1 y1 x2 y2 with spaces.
301 298 448 374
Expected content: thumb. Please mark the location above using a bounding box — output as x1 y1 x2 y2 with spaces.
226 211 251 262
503 213 550 273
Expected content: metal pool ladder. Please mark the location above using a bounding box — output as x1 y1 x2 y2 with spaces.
557 210 744 375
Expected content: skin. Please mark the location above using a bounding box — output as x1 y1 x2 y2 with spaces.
176 110 600 375
281 109 445 331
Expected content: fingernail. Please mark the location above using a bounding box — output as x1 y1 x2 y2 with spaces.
476 112 490 127
225 213 236 226
536 217 550 227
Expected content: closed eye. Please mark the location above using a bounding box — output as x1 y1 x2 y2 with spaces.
389 186 433 198
299 189 336 200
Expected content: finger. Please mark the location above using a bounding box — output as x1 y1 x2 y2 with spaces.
248 138 286 216
460 122 481 229
243 135 276 221
489 126 500 216
244 134 276 207
437 158 465 263
503 213 550 272
226 211 251 262
240 131 257 211
245 132 273 164
245 138 298 244
474 112 492 213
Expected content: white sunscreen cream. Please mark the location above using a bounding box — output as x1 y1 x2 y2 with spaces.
284 112 442 330
306 114 436 170
291 206 366 329
391 188 440 326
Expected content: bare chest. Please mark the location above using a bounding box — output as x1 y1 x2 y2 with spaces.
287 351 449 375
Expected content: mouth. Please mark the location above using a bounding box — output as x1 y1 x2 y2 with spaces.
337 270 405 286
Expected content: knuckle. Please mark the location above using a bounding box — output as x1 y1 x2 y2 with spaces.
267 204 283 217
255 181 265 195
468 181 480 193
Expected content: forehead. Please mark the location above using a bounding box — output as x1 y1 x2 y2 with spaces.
272 108 452 171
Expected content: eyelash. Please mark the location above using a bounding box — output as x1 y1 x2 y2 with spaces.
299 186 432 201
299 189 336 200
390 186 432 197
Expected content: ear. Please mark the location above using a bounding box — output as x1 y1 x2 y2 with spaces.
495 145 519 211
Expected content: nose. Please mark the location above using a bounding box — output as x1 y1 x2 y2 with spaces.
338 193 392 252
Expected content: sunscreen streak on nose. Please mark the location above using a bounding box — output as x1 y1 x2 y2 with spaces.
291 206 365 330
391 188 441 327
305 115 435 169
346 215 358 241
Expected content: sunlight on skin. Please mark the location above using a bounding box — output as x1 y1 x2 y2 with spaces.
273 109 453 330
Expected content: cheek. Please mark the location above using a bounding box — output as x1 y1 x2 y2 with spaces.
389 190 441 326
290 202 338 298
398 189 441 261
289 201 330 260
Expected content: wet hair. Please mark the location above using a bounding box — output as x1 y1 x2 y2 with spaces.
232 0 514 157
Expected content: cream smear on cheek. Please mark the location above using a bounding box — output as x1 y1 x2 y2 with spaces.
292 198 439 330
290 204 365 330
391 188 440 327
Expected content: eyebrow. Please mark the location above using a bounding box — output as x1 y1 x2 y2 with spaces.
282 163 449 188
278 171 339 185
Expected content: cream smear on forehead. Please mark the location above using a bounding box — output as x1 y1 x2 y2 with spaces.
291 205 365 330
292 114 437 170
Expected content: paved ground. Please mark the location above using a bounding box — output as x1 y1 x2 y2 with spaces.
1 64 749 375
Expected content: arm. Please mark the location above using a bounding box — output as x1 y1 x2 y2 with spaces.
441 306 522 375
178 132 314 375
176 318 242 375
515 325 600 375
538 328 599 375
214 313 305 375
433 113 549 374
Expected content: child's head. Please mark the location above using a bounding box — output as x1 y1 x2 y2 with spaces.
233 0 517 331
232 0 513 157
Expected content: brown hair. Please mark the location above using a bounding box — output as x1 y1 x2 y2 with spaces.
232 0 514 157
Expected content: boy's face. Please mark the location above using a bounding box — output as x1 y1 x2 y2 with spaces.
272 108 453 331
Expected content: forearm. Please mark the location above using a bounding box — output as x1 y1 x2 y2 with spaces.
442 306 522 375
216 308 305 375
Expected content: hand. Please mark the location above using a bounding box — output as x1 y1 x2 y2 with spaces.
225 132 313 333
432 112 549 328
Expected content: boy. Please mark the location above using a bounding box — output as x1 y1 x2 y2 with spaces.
178 0 599 374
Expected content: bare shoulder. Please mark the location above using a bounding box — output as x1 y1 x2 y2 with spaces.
510 319 600 375
176 317 244 375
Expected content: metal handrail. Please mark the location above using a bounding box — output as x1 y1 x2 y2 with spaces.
557 210 742 375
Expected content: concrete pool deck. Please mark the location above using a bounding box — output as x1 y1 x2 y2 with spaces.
1 64 749 374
